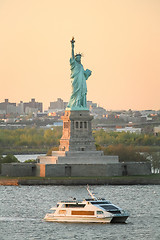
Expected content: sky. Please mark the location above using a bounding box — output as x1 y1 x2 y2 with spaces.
0 0 160 111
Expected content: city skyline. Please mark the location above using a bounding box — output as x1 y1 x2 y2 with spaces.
0 0 160 111
0 97 159 114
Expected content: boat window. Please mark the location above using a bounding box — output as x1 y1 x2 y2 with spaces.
59 210 66 214
71 211 94 216
100 204 119 210
85 199 95 201
57 204 59 207
91 201 110 205
100 204 121 214
97 211 103 214
65 204 85 208
108 210 121 214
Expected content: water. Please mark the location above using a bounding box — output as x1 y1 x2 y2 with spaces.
3 154 44 162
14 154 45 162
0 185 160 240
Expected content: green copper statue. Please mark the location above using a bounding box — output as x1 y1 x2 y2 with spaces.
66 37 92 110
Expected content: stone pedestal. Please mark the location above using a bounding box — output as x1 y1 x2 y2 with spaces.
38 109 120 166
59 110 96 151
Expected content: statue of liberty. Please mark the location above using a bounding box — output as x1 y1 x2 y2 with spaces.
66 37 92 110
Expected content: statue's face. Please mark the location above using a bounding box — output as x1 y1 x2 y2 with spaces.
75 55 81 63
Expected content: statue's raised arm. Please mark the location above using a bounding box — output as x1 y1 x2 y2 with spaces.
70 37 75 59
66 38 92 111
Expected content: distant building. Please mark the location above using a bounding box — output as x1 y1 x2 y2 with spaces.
25 107 39 115
0 99 16 114
141 110 156 116
116 127 141 134
7 104 18 114
87 101 107 118
23 98 43 113
17 101 25 115
87 101 97 109
87 101 93 108
49 98 67 112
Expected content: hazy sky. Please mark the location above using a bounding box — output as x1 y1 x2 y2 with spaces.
0 0 160 111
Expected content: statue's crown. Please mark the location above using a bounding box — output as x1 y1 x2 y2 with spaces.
75 53 82 57
75 53 84 58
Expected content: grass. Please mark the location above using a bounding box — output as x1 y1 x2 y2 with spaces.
0 174 159 181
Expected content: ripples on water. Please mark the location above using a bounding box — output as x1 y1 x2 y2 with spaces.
0 185 160 240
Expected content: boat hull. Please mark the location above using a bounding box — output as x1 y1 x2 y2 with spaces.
44 215 112 223
110 215 129 223
44 213 129 223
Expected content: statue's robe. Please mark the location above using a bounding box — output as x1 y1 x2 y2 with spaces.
67 57 91 110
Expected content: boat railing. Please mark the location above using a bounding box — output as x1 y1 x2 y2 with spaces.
59 200 82 203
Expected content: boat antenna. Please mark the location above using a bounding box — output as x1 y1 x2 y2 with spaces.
87 185 97 200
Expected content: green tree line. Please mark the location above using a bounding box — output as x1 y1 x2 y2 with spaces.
93 130 160 172
0 127 62 148
93 129 160 147
0 128 160 149
0 128 160 172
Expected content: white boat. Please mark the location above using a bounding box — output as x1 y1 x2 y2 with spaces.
44 186 129 223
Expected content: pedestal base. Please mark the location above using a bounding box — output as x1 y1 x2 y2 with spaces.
59 110 96 151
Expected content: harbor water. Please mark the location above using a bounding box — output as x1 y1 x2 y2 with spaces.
0 185 160 240
14 154 44 162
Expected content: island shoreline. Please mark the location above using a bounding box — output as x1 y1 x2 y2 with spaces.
0 175 160 186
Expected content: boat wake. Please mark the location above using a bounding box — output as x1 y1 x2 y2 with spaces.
0 216 38 222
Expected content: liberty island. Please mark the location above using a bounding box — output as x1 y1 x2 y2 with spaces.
1 38 151 178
